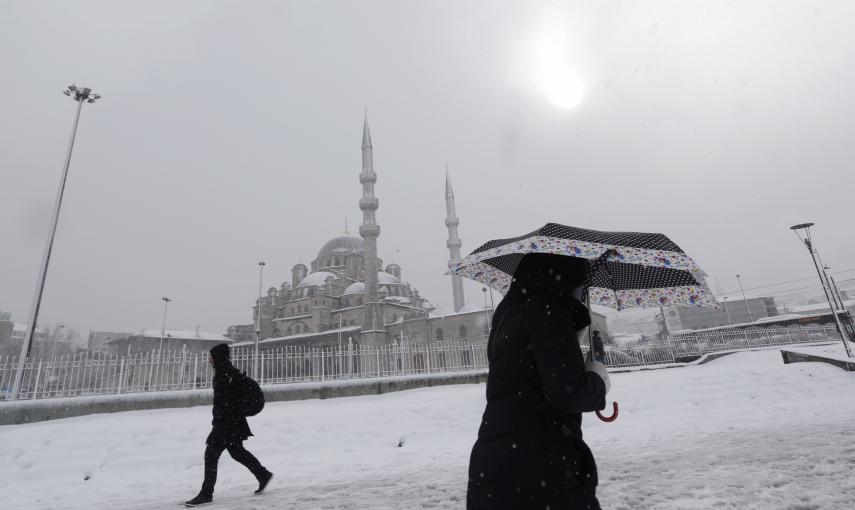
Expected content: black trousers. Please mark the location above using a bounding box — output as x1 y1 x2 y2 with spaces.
201 441 267 496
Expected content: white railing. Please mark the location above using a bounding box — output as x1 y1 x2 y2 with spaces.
0 339 489 401
0 324 840 401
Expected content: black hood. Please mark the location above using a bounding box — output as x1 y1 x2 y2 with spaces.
210 343 232 370
507 253 588 299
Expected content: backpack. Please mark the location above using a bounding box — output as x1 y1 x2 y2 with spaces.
233 372 265 417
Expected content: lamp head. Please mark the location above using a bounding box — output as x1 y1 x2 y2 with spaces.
790 222 814 231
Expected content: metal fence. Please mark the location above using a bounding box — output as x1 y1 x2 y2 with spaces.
0 339 489 401
0 323 840 401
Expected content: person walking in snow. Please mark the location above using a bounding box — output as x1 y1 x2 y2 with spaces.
466 253 612 510
185 343 273 507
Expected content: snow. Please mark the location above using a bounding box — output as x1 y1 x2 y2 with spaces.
296 271 337 288
429 306 489 318
786 300 855 314
3 349 855 509
787 341 855 364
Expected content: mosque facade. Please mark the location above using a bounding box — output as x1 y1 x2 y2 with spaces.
228 115 491 350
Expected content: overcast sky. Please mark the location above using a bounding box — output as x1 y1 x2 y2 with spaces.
2 0 855 339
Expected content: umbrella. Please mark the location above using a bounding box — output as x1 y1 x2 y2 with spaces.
448 223 716 310
448 223 718 422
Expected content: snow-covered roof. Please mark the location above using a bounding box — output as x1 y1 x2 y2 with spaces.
429 306 491 318
785 300 855 314
12 323 48 333
136 329 232 342
297 271 337 288
378 272 402 285
316 235 364 259
343 282 366 295
246 325 362 346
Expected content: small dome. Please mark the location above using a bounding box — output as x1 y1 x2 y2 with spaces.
292 263 307 271
378 272 402 285
343 282 366 295
317 236 364 260
297 271 337 288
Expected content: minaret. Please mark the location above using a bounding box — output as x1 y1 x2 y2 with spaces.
445 169 466 312
359 113 387 345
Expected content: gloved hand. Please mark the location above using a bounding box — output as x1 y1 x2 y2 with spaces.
585 360 611 395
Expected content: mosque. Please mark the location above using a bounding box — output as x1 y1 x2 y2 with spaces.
227 115 491 350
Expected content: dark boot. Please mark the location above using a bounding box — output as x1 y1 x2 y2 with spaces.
184 492 213 507
255 470 274 495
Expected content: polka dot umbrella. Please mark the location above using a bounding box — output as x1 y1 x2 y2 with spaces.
447 223 716 311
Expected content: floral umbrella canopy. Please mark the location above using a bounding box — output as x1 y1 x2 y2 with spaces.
447 223 717 311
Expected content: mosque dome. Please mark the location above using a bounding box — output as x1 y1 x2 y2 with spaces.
297 271 337 288
317 236 364 260
343 282 366 295
378 272 402 285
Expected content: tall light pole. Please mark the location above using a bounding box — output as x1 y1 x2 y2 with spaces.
158 297 171 354
822 265 845 311
254 261 266 378
49 324 65 359
12 85 100 399
722 296 732 326
735 274 753 323
790 223 853 357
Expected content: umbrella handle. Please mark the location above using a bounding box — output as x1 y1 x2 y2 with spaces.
596 401 619 422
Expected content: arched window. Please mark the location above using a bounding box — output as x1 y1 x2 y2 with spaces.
458 325 468 339
435 328 444 341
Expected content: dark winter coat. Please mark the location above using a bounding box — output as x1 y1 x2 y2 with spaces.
467 254 607 510
206 344 253 446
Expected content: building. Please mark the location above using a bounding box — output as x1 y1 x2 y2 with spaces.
230 115 492 351
0 311 13 346
225 324 255 344
784 299 855 317
669 296 778 331
87 330 133 352
106 327 233 356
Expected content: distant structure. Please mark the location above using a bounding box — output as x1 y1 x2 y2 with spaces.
673 296 778 330
0 310 12 347
87 330 133 353
445 170 466 313
227 115 491 350
106 327 232 356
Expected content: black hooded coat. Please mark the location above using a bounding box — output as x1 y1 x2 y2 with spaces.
467 254 607 510
206 344 253 446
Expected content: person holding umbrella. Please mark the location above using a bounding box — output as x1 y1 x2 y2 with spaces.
466 253 611 510
456 223 716 509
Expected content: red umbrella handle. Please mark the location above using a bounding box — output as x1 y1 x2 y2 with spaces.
596 401 619 422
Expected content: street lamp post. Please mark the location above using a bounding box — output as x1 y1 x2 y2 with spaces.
735 274 753 323
822 265 845 311
159 297 171 355
12 85 100 399
49 324 65 360
790 223 853 357
254 261 266 379
722 297 733 326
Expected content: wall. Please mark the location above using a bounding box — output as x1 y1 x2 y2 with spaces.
0 371 487 426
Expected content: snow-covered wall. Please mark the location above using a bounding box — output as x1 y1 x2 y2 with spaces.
0 371 487 426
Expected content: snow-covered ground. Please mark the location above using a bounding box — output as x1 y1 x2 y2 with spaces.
2 347 855 509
